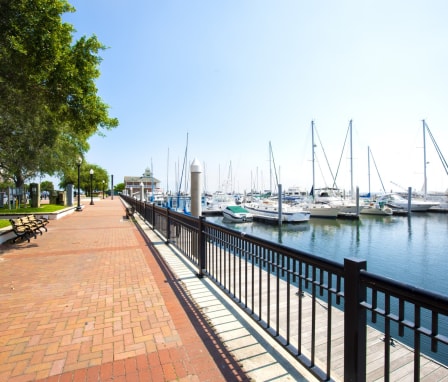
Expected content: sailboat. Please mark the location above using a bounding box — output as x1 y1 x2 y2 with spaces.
360 147 393 216
369 121 445 213
303 120 356 218
245 142 311 223
421 120 448 200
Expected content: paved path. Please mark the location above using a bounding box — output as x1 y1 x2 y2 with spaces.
0 198 250 382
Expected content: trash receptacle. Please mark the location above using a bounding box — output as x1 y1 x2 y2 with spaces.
30 183 40 208
50 191 58 204
57 191 66 206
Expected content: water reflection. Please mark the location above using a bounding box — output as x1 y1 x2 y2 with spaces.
206 213 448 295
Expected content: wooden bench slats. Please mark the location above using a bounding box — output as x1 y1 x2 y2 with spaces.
9 218 36 243
21 215 49 233
8 215 49 243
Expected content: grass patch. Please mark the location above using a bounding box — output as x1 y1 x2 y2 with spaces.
0 204 68 229
0 220 10 229
0 204 66 214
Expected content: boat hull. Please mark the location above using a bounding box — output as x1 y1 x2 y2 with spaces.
376 193 440 212
222 206 253 223
244 202 310 223
360 206 393 216
305 204 340 218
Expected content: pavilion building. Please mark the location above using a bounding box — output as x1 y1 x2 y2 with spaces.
124 168 161 199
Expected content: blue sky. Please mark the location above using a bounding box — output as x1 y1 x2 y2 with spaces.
61 0 448 195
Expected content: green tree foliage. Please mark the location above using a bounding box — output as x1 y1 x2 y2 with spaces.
60 162 108 196
0 0 118 188
40 180 55 192
114 182 125 194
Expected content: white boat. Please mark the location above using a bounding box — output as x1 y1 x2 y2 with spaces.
206 191 235 211
148 189 165 205
312 187 358 216
296 195 340 218
301 202 340 218
283 186 308 203
375 193 439 212
360 201 393 216
222 205 253 223
309 121 358 218
244 200 310 223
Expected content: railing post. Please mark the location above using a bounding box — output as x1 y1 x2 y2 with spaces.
166 208 171 243
344 258 367 382
151 203 155 229
197 216 206 278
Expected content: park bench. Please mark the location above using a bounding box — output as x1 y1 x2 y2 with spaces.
21 214 49 234
9 218 36 243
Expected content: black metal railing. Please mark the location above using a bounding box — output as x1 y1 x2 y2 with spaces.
122 196 448 381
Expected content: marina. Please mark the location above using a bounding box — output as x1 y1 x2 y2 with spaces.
205 209 448 377
206 211 448 297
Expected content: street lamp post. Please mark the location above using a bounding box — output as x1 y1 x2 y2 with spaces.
90 169 94 205
102 180 105 199
111 175 114 200
76 156 83 211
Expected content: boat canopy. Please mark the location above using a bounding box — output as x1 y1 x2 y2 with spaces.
226 205 249 213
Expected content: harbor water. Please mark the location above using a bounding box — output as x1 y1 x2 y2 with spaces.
207 212 448 297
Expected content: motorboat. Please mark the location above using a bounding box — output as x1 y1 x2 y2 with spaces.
148 190 165 205
298 200 340 218
311 187 358 217
283 186 308 203
222 205 253 223
244 199 310 223
360 201 393 216
375 193 439 212
206 191 235 211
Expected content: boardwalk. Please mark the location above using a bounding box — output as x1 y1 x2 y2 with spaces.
0 198 248 381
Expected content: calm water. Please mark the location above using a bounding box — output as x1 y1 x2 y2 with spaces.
207 212 448 296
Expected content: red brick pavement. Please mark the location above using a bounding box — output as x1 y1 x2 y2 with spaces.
0 198 248 382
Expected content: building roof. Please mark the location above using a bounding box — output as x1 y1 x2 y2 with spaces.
124 168 161 185
124 176 161 183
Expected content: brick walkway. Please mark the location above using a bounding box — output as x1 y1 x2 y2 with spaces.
0 198 249 382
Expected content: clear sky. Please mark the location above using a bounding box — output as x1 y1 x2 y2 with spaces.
61 0 448 195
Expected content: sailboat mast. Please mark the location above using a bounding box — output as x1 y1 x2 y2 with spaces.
151 158 154 200
311 120 316 201
367 146 371 196
166 148 169 194
269 141 272 194
350 119 354 198
423 119 427 199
